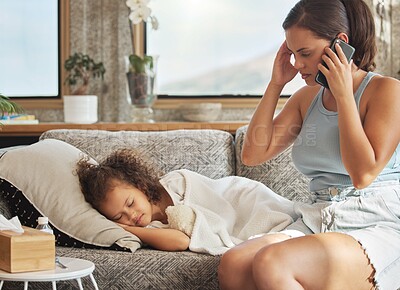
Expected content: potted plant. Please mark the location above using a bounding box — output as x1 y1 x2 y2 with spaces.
126 0 158 122
0 93 23 121
64 52 106 96
126 54 157 106
63 53 106 124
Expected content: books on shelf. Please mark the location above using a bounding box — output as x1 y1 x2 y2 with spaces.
0 114 39 124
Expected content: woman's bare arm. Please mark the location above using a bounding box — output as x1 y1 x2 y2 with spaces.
321 44 400 188
242 41 312 166
337 77 400 188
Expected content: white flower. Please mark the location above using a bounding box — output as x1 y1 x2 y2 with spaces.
126 0 150 9
150 16 159 30
126 0 158 30
129 6 151 24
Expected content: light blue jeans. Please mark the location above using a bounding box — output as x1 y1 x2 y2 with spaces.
287 180 400 290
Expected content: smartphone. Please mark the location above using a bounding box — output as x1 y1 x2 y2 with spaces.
315 38 355 89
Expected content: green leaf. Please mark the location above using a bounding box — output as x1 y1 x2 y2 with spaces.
128 54 154 74
0 93 24 118
64 53 106 94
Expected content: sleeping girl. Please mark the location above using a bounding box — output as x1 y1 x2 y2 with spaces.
76 148 302 255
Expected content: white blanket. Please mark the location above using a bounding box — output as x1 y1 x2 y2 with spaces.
160 169 297 255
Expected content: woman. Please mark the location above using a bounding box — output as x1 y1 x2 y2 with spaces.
218 0 400 289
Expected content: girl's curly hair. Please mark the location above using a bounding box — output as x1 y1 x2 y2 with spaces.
76 148 165 210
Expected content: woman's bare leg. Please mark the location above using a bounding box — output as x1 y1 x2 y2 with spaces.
218 233 290 290
252 232 375 290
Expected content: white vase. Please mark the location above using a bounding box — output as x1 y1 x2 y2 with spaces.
63 95 98 124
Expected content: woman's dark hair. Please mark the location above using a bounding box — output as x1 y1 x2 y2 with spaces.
76 148 165 210
282 0 376 71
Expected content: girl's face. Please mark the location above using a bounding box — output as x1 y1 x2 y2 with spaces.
285 26 330 86
98 180 154 227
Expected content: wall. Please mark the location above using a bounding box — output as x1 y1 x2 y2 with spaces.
368 0 400 78
30 0 400 123
391 0 400 78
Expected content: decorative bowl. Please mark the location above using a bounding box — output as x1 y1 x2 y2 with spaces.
180 102 222 122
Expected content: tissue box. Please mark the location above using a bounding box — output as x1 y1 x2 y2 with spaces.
0 226 55 273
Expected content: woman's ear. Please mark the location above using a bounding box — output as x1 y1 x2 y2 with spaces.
336 32 349 43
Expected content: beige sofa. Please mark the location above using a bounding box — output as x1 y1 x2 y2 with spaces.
0 126 310 289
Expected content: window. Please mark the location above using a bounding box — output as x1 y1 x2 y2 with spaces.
146 0 303 98
0 0 61 99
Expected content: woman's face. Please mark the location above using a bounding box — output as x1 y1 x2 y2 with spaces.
285 26 330 86
98 179 154 227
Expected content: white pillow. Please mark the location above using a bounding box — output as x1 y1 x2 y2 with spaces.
0 139 141 251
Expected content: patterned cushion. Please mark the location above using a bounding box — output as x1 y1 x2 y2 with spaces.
0 139 140 251
40 129 235 179
0 190 12 219
235 126 311 202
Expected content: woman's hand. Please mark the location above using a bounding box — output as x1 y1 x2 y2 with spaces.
270 41 298 87
317 42 353 99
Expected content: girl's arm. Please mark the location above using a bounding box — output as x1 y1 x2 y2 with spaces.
122 225 190 251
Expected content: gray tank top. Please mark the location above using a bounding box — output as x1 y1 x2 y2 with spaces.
291 71 400 192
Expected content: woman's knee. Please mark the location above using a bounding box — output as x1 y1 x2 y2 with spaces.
218 248 243 283
252 243 291 285
218 235 290 289
218 246 258 289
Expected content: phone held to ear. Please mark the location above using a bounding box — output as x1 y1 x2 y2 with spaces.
315 38 355 89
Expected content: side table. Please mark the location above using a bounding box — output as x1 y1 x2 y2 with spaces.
0 257 98 290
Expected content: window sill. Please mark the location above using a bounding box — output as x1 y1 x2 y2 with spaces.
154 97 288 109
13 99 64 110
12 97 289 111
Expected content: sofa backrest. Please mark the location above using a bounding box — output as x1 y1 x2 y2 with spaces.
39 129 235 179
235 126 311 202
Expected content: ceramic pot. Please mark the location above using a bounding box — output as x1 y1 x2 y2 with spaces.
63 95 98 124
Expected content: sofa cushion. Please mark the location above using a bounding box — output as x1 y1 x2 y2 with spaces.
235 126 311 202
55 246 220 290
0 139 141 251
40 129 235 179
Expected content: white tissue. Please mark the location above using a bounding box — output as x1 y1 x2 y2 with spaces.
0 215 24 233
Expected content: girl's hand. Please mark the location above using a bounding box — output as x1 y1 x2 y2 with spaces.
317 42 353 99
122 225 190 251
270 41 298 86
